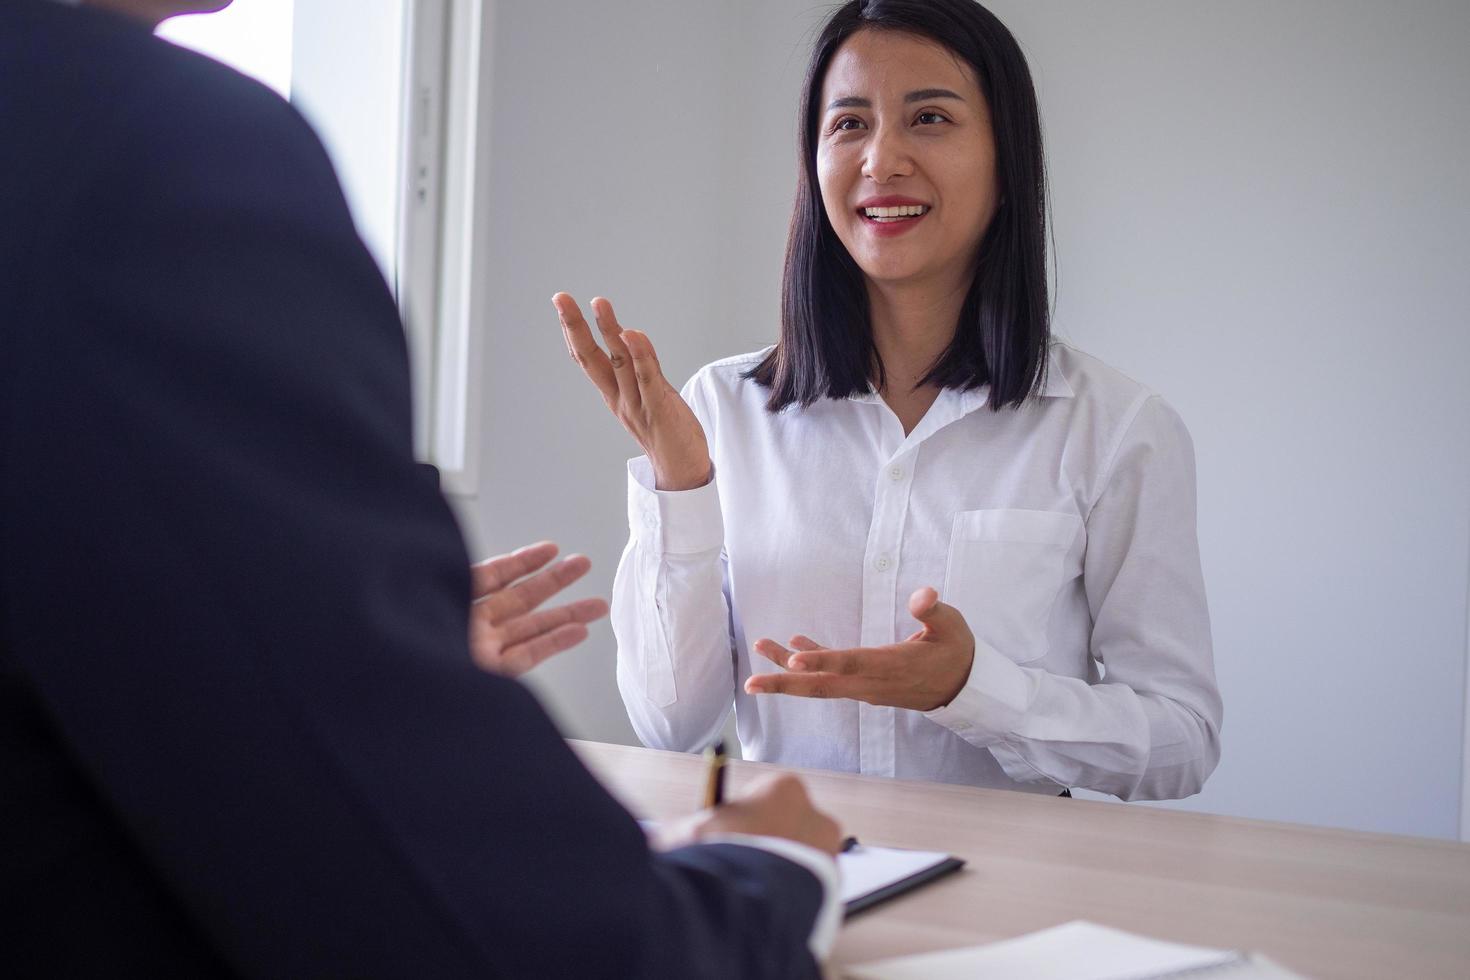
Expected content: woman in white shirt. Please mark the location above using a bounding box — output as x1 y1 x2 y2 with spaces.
554 0 1221 801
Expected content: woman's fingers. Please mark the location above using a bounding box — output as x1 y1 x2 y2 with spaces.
621 329 672 408
907 587 972 643
787 648 862 674
907 586 941 619
752 638 794 669
755 635 844 670
556 295 705 485
553 293 620 408
744 670 846 700
590 297 642 411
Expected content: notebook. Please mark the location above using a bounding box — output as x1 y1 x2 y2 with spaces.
841 920 1307 980
639 820 962 917
840 841 964 917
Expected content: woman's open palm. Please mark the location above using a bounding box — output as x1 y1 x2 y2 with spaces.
553 293 711 491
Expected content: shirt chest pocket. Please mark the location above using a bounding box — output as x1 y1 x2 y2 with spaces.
941 509 1082 666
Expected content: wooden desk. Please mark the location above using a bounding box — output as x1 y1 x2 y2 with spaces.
571 740 1470 979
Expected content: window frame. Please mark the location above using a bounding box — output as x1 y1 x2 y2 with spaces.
396 0 490 497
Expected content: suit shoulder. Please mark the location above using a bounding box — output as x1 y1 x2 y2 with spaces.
3 3 303 135
70 45 357 264
123 45 332 189
20 6 331 192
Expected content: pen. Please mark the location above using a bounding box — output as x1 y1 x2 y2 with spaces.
702 739 727 808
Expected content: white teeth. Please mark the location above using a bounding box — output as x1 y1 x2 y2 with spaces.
863 204 928 220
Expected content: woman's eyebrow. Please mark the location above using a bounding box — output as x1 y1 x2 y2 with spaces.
905 87 964 103
825 88 965 111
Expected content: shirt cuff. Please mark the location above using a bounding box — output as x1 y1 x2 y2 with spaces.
626 456 724 556
923 636 1031 746
699 832 842 961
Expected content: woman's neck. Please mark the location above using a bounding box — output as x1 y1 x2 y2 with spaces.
865 275 969 434
866 277 968 390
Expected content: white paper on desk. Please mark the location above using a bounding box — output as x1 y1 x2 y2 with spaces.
838 845 953 906
841 920 1306 980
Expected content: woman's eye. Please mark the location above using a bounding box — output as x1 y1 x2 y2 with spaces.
915 111 949 126
833 117 865 132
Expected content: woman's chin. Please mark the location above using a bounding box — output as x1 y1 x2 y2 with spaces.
854 258 935 288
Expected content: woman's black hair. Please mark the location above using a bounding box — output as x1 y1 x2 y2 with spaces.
747 0 1050 412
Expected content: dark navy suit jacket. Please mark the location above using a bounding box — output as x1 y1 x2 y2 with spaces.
0 2 823 976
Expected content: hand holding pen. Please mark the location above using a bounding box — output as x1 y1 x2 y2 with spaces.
703 740 728 808
651 740 843 856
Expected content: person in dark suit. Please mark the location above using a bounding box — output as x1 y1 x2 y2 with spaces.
0 1 844 976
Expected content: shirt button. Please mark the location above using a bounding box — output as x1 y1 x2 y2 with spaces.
888 465 904 481
874 554 892 572
642 512 658 529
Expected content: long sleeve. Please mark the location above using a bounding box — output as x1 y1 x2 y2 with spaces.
613 376 741 751
2 22 830 976
926 395 1222 800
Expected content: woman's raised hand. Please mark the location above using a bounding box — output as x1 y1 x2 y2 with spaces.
554 293 712 491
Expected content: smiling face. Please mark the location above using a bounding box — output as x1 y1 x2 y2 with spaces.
815 29 1000 292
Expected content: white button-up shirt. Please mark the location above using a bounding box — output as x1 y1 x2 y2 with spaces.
614 342 1221 801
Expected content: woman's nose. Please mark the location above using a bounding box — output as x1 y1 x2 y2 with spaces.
861 124 914 183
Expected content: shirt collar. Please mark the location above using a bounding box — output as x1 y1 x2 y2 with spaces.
1039 346 1075 398
851 346 1074 408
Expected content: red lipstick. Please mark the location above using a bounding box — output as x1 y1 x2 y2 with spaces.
855 195 931 237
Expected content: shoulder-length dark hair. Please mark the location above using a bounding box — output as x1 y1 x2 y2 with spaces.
747 0 1050 412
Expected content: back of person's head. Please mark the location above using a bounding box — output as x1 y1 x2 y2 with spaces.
750 0 1050 413
85 0 234 28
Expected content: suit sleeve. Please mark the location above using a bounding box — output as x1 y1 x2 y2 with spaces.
5 62 824 979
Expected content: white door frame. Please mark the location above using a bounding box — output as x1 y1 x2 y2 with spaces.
397 0 490 498
1461 539 1470 842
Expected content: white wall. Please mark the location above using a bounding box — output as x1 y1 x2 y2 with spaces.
452 0 1470 840
290 0 405 285
157 0 294 99
986 0 1470 840
452 0 827 753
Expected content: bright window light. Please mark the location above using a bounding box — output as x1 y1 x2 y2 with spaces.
156 1 295 99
